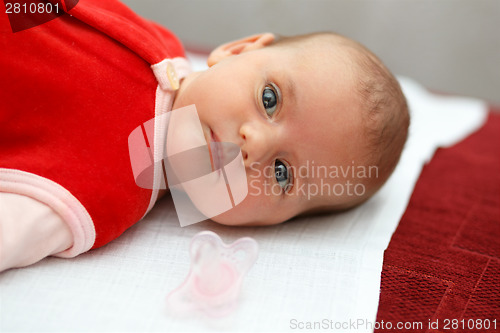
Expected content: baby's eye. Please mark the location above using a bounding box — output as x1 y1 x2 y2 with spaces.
275 159 292 192
262 85 278 117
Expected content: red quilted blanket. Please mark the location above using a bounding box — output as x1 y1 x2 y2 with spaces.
376 110 500 332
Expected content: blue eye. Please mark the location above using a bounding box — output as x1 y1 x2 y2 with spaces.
262 86 278 117
275 160 291 192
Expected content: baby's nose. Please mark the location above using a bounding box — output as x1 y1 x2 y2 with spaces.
239 123 277 168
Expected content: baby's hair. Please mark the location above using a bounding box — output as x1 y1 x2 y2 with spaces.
339 33 410 188
270 32 410 209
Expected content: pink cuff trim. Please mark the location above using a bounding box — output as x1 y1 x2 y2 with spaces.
0 169 95 258
144 57 192 216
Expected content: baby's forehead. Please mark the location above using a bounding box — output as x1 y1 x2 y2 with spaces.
268 40 364 89
273 34 359 58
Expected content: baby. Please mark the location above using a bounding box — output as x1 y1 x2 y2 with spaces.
0 0 408 271
180 32 409 226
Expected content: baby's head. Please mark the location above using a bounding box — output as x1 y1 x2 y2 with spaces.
172 32 409 226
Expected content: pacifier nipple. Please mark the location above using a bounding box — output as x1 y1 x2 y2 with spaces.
166 231 258 318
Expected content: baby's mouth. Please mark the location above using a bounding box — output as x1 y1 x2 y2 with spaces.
205 128 242 175
209 129 224 172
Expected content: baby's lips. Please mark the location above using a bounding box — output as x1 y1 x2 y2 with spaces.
128 104 249 226
166 231 259 318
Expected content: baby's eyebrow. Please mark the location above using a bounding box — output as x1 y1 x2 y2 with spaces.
283 75 297 107
292 163 310 201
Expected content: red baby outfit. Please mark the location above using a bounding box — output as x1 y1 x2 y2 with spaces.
0 0 190 261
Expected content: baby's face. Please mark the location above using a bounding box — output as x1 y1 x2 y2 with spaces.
172 38 370 226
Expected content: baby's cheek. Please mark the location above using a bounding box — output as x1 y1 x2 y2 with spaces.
209 194 258 226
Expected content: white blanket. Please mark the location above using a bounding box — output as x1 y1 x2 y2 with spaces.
0 70 487 332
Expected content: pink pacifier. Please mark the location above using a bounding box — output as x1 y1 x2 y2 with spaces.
166 231 259 318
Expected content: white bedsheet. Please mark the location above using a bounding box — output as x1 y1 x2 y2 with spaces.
0 70 487 332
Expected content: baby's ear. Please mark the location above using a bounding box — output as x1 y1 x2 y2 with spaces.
207 33 275 67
